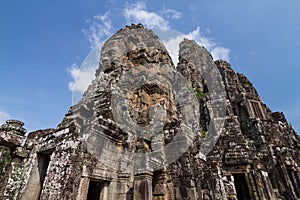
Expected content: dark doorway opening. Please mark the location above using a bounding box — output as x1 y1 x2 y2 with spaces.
37 153 51 199
126 187 134 200
87 180 103 200
233 173 251 200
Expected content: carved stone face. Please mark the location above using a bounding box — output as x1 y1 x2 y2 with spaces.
75 25 226 172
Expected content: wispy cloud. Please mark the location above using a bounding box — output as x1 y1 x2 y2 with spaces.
68 63 97 93
82 12 113 49
211 47 230 61
74 12 113 95
0 111 10 124
71 11 115 96
67 42 102 95
161 26 230 64
161 8 182 19
124 1 170 29
186 27 230 61
71 12 112 94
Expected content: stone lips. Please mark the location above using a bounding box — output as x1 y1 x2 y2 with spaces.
73 24 227 173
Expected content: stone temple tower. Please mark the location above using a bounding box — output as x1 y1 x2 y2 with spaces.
1 24 300 200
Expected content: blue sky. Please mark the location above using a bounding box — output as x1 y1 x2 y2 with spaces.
0 0 299 134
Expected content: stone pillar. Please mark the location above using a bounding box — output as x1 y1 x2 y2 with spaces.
101 182 108 200
134 172 153 200
76 177 89 200
247 171 261 200
0 120 27 199
106 181 118 200
261 170 275 200
112 174 131 200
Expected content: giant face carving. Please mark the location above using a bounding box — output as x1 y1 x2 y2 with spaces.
70 24 226 173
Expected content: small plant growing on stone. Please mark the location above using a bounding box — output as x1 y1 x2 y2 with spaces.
201 130 207 138
195 89 207 100
189 87 207 100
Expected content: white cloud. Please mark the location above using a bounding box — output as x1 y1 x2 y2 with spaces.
124 1 170 29
82 12 113 48
161 33 185 65
160 26 230 64
72 12 112 96
68 63 97 93
0 111 10 125
186 27 230 61
211 46 230 61
68 43 102 97
186 27 215 50
161 9 182 19
205 28 211 34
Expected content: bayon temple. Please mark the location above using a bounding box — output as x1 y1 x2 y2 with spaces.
0 24 300 200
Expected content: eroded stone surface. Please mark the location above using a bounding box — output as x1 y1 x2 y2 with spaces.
1 24 300 200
